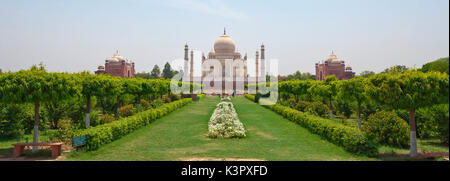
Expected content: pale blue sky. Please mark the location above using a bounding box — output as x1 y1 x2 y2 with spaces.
0 0 448 75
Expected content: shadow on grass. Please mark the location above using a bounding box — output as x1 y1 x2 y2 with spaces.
0 147 56 161
0 148 13 158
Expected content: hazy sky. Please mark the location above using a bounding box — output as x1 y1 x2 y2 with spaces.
0 0 448 75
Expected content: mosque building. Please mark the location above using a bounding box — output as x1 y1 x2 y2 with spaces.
315 51 355 80
95 51 135 78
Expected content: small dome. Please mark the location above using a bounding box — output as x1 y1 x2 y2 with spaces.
326 51 341 63
98 65 105 69
214 34 236 54
107 51 125 62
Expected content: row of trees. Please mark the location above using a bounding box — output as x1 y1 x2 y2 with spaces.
135 62 179 79
0 66 171 152
279 70 449 156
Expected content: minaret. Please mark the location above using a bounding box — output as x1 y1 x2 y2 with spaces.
261 44 265 60
244 52 248 85
260 44 265 82
184 44 189 81
190 50 194 85
255 50 259 84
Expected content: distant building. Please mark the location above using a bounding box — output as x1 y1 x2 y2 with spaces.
95 51 135 78
315 51 355 80
184 29 265 94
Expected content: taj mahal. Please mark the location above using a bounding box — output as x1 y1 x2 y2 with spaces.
183 29 266 95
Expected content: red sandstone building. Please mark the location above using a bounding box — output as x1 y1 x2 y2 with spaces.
95 51 135 78
315 51 355 80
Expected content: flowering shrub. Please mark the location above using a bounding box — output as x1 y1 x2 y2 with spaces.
140 99 151 110
99 114 115 124
362 110 410 148
221 96 231 102
208 101 246 138
119 104 135 117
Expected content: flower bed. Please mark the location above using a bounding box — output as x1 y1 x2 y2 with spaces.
208 100 246 138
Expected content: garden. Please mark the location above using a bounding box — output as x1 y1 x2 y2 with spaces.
0 65 448 161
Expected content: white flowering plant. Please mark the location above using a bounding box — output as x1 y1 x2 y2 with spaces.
208 101 246 138
220 96 232 102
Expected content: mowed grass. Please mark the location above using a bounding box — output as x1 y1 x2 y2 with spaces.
64 96 376 161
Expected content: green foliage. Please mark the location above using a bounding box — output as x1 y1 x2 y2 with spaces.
168 92 180 101
74 98 192 151
0 104 28 138
360 101 383 121
0 103 31 137
279 99 329 118
134 72 152 79
436 104 449 144
0 70 80 104
279 80 315 102
337 76 367 105
150 65 161 78
366 71 449 110
362 111 410 148
359 70 375 78
306 101 330 118
335 99 354 118
382 65 409 73
396 104 449 142
162 95 171 103
263 103 378 156
421 57 449 75
162 62 175 79
254 93 261 103
198 94 206 99
43 97 86 129
280 71 315 81
244 94 255 102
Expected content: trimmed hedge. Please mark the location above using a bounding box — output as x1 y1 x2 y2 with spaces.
74 98 192 151
198 94 206 99
244 94 255 102
244 95 378 156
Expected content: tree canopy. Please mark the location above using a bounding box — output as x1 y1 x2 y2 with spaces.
421 57 449 75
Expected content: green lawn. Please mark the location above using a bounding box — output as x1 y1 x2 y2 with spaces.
64 96 375 161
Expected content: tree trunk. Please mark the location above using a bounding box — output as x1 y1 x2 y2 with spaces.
32 102 40 152
100 98 106 114
137 94 141 112
357 102 362 130
85 96 91 128
329 96 333 120
409 108 418 157
116 96 120 118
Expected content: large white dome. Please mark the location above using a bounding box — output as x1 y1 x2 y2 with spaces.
213 34 236 54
